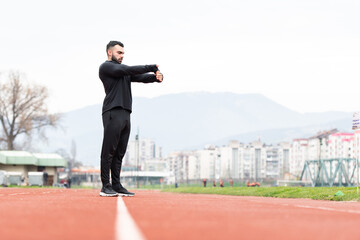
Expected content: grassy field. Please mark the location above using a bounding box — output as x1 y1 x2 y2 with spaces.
5 184 360 201
162 186 360 201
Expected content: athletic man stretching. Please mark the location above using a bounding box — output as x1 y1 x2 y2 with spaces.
99 41 163 197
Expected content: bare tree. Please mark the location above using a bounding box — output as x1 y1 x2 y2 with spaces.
0 71 60 150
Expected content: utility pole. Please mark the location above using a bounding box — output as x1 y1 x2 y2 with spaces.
318 137 323 186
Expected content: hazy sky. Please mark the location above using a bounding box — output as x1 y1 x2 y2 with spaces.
0 0 359 114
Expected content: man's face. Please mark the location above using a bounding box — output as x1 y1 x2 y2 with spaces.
108 44 124 63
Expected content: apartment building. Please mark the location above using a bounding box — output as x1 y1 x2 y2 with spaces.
123 138 162 169
188 154 200 180
167 152 189 183
290 139 309 177
166 140 288 183
164 129 358 183
288 129 358 179
265 146 280 179
328 132 355 159
218 141 241 179
355 130 360 159
198 145 220 180
218 140 269 181
278 142 291 178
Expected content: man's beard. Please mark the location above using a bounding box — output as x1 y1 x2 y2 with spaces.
112 55 122 64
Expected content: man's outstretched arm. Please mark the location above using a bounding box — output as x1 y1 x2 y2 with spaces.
100 62 158 78
131 71 163 83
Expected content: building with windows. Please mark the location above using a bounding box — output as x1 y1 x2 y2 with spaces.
327 132 355 159
166 140 290 184
265 146 280 179
167 151 189 184
290 139 309 178
123 138 163 170
163 129 357 184
278 142 291 178
354 130 360 159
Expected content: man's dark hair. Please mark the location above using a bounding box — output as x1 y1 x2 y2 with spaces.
106 41 124 52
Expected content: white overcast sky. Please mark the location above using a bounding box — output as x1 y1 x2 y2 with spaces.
0 0 359 113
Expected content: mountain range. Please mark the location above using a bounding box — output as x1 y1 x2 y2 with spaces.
34 92 352 166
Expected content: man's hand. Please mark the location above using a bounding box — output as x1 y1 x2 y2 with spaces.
156 71 163 82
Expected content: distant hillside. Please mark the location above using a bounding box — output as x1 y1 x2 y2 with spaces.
35 92 352 166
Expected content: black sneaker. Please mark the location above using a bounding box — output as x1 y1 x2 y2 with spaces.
99 183 118 197
113 184 135 197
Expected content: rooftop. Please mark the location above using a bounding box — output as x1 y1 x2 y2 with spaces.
0 151 67 167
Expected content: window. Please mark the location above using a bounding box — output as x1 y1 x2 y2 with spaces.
37 166 45 172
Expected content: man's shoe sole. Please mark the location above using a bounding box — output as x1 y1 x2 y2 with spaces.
99 192 118 197
117 193 135 197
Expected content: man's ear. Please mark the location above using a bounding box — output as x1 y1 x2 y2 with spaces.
107 49 112 57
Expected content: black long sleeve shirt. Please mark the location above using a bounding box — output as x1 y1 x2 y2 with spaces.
99 60 159 113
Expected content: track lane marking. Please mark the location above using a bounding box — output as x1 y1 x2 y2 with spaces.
294 204 360 215
116 197 146 240
235 197 360 215
8 192 28 196
244 198 360 215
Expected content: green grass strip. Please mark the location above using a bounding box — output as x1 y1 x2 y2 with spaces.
162 186 360 201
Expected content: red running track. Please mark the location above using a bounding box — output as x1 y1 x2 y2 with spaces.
0 188 117 240
125 190 360 240
2 188 360 240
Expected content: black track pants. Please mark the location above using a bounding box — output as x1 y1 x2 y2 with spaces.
100 108 131 186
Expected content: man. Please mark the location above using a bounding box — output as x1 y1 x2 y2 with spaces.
43 171 48 186
99 41 163 197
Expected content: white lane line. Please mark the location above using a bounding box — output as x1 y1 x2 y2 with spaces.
245 198 360 215
294 204 360 215
8 192 28 196
116 197 146 240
